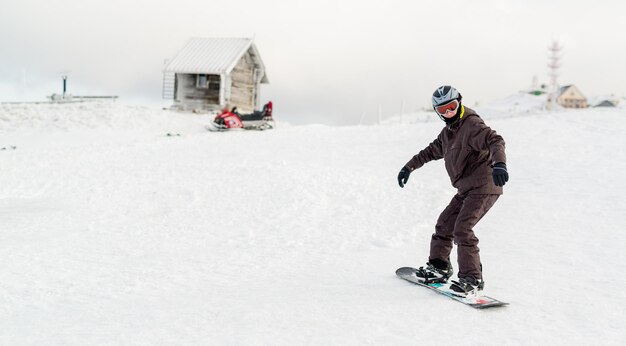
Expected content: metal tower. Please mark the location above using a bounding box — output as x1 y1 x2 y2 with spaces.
547 41 562 110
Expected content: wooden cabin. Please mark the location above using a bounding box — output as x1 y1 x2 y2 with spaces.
557 85 588 108
163 38 269 113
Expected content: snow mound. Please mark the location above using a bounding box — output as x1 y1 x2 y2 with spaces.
0 101 211 133
476 92 549 118
383 92 556 125
381 110 439 125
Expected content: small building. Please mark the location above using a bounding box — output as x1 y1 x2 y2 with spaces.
557 85 588 108
593 100 617 108
163 37 269 113
589 95 619 108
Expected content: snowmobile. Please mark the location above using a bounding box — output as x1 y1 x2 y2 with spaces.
207 101 274 131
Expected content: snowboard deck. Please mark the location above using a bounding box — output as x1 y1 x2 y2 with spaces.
396 267 508 309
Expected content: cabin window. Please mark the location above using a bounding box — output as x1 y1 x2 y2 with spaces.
208 75 220 91
196 74 208 88
196 74 220 91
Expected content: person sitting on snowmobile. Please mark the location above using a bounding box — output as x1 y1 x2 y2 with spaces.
397 86 509 295
232 101 273 122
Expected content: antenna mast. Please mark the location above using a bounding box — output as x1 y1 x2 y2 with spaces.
547 40 562 110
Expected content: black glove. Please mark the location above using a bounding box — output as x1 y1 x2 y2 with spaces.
492 162 509 187
397 166 411 188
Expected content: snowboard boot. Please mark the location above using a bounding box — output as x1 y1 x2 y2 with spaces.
414 261 453 284
450 277 484 295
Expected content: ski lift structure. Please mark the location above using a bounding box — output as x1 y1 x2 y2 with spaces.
48 71 118 103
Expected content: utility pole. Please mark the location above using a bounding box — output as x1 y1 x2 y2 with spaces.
21 69 27 101
62 75 68 99
359 111 366 126
58 70 71 101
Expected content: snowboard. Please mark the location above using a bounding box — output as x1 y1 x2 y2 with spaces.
396 267 508 309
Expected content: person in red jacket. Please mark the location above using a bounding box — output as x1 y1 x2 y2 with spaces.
397 85 509 295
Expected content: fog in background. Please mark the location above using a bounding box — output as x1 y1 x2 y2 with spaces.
1 0 624 125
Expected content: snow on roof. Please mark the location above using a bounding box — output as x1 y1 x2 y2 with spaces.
164 38 268 82
587 95 620 107
558 85 573 95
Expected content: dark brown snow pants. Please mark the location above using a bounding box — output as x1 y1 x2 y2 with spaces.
429 193 499 280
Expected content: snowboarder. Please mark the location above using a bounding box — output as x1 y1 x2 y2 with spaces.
397 85 509 295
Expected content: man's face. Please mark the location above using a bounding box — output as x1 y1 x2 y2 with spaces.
442 108 457 119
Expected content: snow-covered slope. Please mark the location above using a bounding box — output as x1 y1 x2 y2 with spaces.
0 102 624 345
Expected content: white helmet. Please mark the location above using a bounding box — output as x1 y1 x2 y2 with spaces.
432 85 462 107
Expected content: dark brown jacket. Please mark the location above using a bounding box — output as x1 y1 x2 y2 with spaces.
405 106 506 195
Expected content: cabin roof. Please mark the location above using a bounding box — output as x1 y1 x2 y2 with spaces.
558 85 573 95
164 37 269 83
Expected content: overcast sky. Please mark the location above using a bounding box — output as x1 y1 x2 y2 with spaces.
1 0 624 124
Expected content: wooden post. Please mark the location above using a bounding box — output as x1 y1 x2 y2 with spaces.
219 73 226 108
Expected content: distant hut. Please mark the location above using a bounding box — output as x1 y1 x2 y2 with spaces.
163 37 269 113
592 100 617 108
557 85 588 108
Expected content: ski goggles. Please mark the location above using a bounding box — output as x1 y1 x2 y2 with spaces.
434 99 459 116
